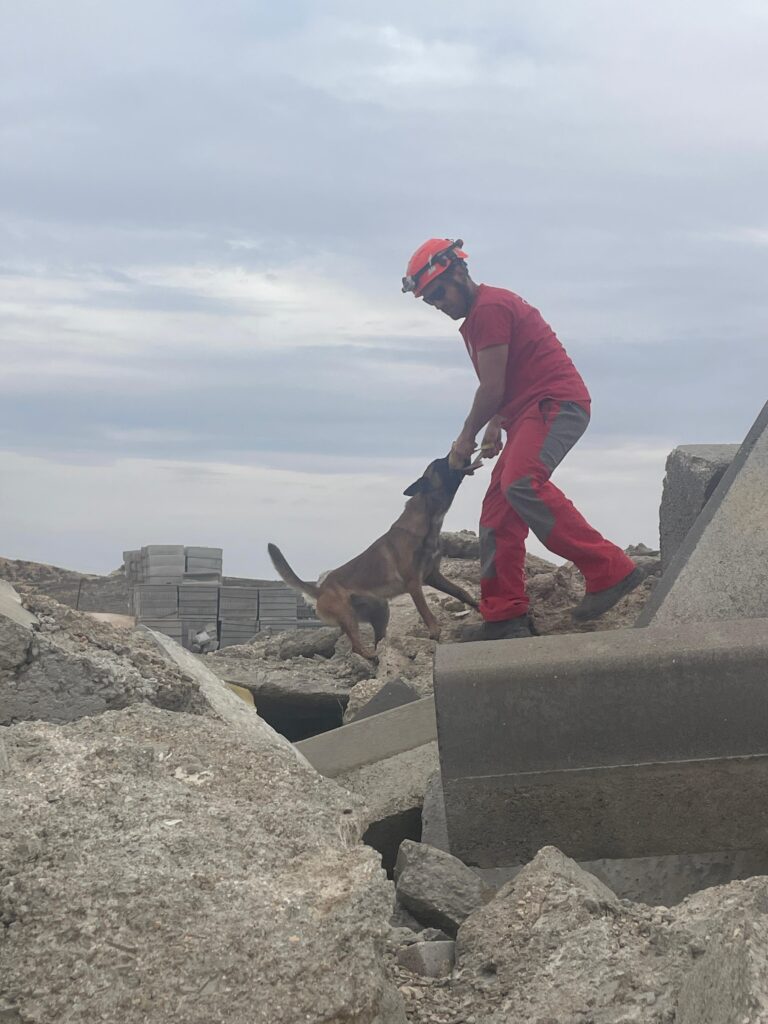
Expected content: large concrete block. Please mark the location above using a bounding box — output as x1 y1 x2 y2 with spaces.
434 621 768 864
421 768 768 905
659 444 738 570
638 403 768 626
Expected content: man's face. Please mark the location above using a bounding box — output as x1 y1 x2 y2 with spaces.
421 270 471 320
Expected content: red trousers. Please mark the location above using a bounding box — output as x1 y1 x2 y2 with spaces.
479 399 636 621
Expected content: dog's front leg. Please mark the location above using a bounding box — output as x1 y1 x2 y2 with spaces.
406 580 441 641
424 568 479 610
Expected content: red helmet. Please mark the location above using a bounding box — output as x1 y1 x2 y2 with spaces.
401 238 468 296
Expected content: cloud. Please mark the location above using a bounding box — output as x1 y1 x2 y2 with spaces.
0 0 766 574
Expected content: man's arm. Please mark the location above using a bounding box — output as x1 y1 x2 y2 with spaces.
449 344 508 468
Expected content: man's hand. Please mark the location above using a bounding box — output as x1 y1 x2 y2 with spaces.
449 433 477 470
479 419 504 459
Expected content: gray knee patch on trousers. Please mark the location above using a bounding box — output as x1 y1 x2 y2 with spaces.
539 401 590 472
479 525 497 579
506 476 556 542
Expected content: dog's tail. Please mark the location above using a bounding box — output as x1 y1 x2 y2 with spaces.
267 543 320 600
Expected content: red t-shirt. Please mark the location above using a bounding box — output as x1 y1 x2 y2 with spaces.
459 284 590 426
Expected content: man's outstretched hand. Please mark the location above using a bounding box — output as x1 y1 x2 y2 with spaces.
479 421 503 458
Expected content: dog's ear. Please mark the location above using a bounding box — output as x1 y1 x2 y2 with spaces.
403 476 430 496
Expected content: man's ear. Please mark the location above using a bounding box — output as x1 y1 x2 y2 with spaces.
403 476 430 496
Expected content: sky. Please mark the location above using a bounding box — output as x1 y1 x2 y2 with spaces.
1 0 767 578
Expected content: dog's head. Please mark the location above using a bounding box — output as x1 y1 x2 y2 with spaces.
403 455 473 505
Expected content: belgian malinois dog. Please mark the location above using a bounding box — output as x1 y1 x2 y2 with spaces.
268 455 480 659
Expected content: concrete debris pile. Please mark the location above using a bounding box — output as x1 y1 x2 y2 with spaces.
1 708 404 1024
0 583 208 727
386 845 768 1024
0 581 406 1024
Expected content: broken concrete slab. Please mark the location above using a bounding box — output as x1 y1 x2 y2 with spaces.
396 940 455 978
394 840 492 937
296 695 437 777
2 592 208 727
350 677 419 722
435 619 768 864
0 579 38 672
659 444 738 571
638 402 768 626
140 627 310 767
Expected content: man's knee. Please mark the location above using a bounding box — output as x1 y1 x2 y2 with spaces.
505 476 555 542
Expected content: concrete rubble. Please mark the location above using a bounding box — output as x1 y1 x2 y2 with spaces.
3 475 768 1024
0 707 404 1024
394 840 492 937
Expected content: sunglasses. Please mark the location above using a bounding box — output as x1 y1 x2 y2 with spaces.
422 283 447 306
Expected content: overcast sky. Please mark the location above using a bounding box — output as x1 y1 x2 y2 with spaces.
1 1 767 578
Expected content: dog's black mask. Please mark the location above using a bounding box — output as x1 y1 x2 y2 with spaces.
403 455 464 498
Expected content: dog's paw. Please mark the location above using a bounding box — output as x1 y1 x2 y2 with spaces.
357 648 379 662
428 627 442 641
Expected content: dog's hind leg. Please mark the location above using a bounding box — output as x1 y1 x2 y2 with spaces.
424 569 479 610
352 595 390 646
405 579 441 641
319 591 377 661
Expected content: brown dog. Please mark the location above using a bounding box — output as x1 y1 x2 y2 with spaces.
267 455 480 658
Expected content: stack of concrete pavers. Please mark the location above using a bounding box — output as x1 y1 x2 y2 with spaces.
140 544 186 585
133 584 182 643
257 585 299 632
178 584 220 648
218 585 259 649
184 546 223 582
122 549 142 587
429 400 768 902
128 545 186 641
124 545 322 647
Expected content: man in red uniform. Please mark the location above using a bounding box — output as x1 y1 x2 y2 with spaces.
402 237 643 640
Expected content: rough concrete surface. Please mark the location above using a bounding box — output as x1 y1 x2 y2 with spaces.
1 590 209 726
0 580 38 672
142 626 311 766
0 706 405 1024
389 847 768 1024
394 840 492 937
395 941 455 979
336 742 438 831
659 444 738 570
639 401 768 626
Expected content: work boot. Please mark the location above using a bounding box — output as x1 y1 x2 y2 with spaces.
572 566 645 622
459 614 535 642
